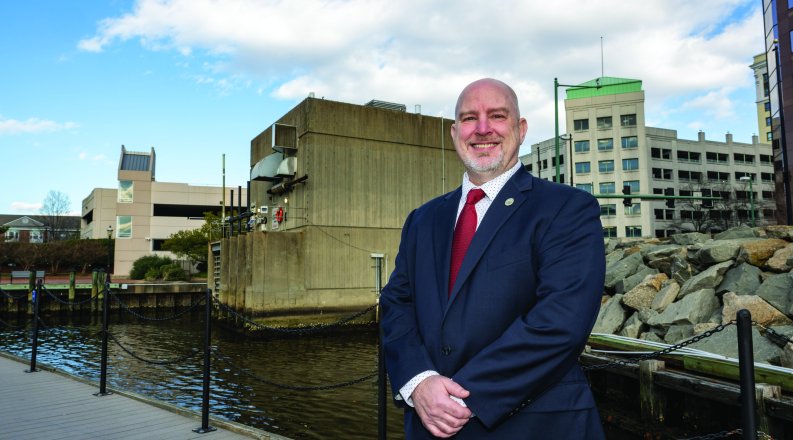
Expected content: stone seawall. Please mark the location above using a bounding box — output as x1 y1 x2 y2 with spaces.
594 225 793 366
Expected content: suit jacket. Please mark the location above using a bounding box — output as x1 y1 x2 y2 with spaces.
381 168 606 439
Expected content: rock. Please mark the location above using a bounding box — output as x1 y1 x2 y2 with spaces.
647 288 720 327
714 225 759 240
604 252 643 290
605 249 625 267
651 281 680 312
664 324 694 343
670 254 698 285
616 266 658 294
605 239 618 254
622 273 668 311
716 262 762 296
764 225 793 240
640 332 664 343
694 239 748 265
688 326 782 365
644 245 686 276
619 313 644 339
694 322 719 334
593 294 628 334
678 260 733 298
721 292 793 327
671 232 710 246
756 273 793 317
738 238 789 267
765 243 793 273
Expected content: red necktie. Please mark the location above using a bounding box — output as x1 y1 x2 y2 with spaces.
449 188 486 296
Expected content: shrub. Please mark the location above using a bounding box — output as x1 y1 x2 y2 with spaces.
161 263 187 281
144 266 161 281
130 255 173 280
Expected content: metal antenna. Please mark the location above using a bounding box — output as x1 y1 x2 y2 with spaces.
601 36 604 78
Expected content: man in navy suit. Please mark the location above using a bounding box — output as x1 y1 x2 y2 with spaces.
381 78 606 439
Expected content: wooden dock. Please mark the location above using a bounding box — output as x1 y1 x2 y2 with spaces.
0 353 288 440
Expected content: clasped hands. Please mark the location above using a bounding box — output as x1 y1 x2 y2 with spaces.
412 375 472 438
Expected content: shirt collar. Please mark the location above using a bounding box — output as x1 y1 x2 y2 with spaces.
461 161 522 201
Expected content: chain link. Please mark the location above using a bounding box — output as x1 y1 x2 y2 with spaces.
0 287 29 300
213 296 376 334
110 291 206 322
583 321 735 371
212 347 377 391
753 321 793 348
679 429 774 440
105 330 201 365
41 285 101 306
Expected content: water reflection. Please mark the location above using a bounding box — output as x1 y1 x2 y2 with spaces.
0 312 405 439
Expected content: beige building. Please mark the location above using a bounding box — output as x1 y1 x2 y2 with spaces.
81 146 245 276
214 98 463 316
750 53 773 143
522 77 775 239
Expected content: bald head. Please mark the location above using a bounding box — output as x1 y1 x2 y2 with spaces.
455 78 521 122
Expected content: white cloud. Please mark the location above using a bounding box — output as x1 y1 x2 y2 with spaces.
10 202 42 213
0 116 78 135
78 152 107 162
78 0 763 142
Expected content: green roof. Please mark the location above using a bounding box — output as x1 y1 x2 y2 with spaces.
565 76 642 99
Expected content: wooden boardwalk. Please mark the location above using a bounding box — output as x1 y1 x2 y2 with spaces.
0 353 289 440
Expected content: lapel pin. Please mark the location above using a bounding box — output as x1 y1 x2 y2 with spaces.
505 198 514 206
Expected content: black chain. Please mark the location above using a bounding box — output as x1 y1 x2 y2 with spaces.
213 296 376 334
0 287 28 300
679 429 773 440
583 321 735 371
212 347 377 391
110 291 206 322
755 322 793 348
41 285 101 306
106 331 201 365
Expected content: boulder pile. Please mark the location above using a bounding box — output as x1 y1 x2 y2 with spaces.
594 225 793 366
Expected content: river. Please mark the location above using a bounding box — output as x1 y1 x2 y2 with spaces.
0 310 405 439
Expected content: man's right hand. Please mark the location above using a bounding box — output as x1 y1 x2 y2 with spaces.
411 375 472 438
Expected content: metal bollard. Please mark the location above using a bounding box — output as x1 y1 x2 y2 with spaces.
194 288 216 434
95 273 112 396
372 253 387 440
25 279 42 373
736 309 757 440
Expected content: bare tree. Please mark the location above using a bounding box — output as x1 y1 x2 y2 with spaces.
40 190 73 242
670 179 754 233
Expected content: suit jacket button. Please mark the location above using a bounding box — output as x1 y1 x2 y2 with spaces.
442 346 452 356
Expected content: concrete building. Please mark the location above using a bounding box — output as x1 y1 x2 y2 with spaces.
214 98 463 317
761 0 793 224
750 53 773 144
81 146 245 276
522 77 775 239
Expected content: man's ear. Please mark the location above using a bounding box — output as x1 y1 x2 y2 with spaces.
450 122 458 139
518 118 528 144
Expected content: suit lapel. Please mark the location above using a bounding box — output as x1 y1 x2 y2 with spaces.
433 188 462 309
447 169 534 307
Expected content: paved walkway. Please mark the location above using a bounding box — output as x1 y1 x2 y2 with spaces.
0 353 287 440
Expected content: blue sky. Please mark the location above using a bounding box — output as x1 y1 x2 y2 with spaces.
1 0 765 215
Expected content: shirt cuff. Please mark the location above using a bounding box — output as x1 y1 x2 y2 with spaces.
398 370 439 407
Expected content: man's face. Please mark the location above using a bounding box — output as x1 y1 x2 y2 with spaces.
451 79 527 185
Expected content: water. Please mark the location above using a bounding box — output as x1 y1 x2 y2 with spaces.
0 311 406 439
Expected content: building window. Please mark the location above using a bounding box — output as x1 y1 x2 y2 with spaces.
576 183 593 193
651 147 672 160
624 180 640 193
652 168 673 180
761 172 774 183
603 227 617 238
574 140 590 153
575 162 591 174
677 150 701 163
599 182 616 194
678 170 702 182
706 171 730 182
735 171 756 181
625 226 642 238
768 132 773 141
621 136 638 149
762 190 775 199
116 216 132 239
600 204 616 217
598 160 615 173
624 203 641 215
765 101 772 112
734 153 755 164
574 119 589 131
622 158 639 171
597 116 613 129
597 138 614 151
706 152 729 164
118 181 134 203
766 117 772 127
620 114 637 127
760 154 773 165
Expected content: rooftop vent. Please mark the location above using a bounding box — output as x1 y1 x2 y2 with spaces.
364 100 406 112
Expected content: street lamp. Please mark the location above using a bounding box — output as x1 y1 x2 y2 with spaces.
106 225 114 275
559 133 573 186
739 176 755 227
